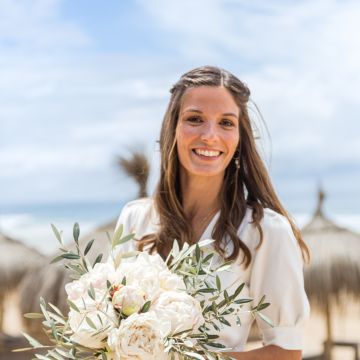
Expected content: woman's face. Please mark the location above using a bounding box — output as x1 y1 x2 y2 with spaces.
176 86 240 180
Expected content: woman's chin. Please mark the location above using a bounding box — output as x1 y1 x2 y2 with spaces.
184 166 225 178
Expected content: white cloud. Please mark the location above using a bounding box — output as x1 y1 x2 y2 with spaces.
0 0 90 49
0 144 109 177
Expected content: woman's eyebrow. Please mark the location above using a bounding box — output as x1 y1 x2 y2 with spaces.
181 109 238 118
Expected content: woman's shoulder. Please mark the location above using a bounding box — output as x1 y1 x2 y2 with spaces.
239 206 303 266
242 206 296 246
117 197 157 236
261 207 293 231
121 197 154 214
242 206 291 229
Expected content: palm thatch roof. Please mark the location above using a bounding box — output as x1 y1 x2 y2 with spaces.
117 149 150 198
302 189 360 310
0 232 46 293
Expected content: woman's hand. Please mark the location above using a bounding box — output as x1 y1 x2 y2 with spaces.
224 345 302 360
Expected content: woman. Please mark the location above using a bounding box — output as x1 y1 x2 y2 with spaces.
115 65 310 359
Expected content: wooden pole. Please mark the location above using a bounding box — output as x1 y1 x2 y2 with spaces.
0 293 4 332
324 300 333 360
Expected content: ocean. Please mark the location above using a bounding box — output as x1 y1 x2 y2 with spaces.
1 201 359 256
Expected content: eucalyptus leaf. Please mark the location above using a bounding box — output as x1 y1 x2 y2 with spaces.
112 223 123 249
216 275 221 292
233 283 245 298
113 233 135 248
50 224 63 245
73 222 80 244
22 332 43 348
85 316 97 330
197 239 215 248
257 302 270 311
195 244 200 262
50 255 65 264
62 253 80 260
24 313 44 319
88 283 96 300
140 300 151 313
256 311 274 327
84 238 95 256
67 299 80 313
183 352 206 360
93 253 103 267
206 342 226 348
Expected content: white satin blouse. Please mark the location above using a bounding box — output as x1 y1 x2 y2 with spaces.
113 197 310 352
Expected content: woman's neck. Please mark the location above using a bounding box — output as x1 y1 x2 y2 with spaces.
180 171 223 218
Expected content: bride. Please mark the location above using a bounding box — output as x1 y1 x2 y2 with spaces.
115 65 310 359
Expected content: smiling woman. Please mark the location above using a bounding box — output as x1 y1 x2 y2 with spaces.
114 65 310 360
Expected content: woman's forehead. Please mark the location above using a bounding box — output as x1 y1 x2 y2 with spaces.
180 86 239 116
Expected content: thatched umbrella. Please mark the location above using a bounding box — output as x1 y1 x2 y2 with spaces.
18 219 118 336
0 233 46 292
302 188 360 360
117 149 150 198
0 232 46 331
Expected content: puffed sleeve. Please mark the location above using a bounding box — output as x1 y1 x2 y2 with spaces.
248 209 310 350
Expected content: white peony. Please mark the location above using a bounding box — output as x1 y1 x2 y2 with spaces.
112 285 146 316
107 312 171 360
159 269 186 292
68 290 117 349
65 262 117 301
65 279 87 302
152 290 205 334
117 253 185 299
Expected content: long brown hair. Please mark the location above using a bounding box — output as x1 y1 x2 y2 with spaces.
138 65 310 267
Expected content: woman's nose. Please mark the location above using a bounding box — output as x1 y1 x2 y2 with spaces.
200 121 218 142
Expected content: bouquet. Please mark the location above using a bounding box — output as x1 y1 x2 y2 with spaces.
16 222 272 359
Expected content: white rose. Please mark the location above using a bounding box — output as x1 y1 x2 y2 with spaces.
107 312 170 360
152 291 205 334
112 285 146 316
69 294 117 349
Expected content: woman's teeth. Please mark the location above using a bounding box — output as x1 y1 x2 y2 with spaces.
194 149 221 157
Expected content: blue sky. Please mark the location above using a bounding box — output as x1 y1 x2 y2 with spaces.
1 0 360 215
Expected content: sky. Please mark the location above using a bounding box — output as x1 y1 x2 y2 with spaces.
1 0 360 215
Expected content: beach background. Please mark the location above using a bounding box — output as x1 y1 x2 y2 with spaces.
1 0 360 359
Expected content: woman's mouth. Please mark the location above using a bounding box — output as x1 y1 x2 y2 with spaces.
192 148 223 159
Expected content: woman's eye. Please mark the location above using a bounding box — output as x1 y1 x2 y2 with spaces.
186 116 202 124
220 119 234 127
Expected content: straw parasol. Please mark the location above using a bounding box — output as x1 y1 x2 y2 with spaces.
0 233 46 292
302 188 360 360
0 232 46 331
